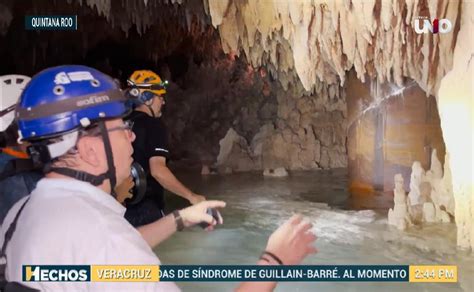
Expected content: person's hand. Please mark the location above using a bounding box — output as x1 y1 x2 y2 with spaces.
179 200 226 230
264 214 317 265
115 175 134 204
189 193 206 205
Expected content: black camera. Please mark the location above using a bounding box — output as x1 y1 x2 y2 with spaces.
126 162 147 205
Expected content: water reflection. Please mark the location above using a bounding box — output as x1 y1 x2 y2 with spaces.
156 169 473 292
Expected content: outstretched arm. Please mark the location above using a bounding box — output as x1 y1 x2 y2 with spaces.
137 200 225 248
236 214 318 292
149 156 205 204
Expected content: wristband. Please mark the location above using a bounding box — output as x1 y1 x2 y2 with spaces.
262 251 284 265
259 256 271 264
172 210 185 231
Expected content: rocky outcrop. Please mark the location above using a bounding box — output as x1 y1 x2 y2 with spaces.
389 149 454 229
216 128 256 172
437 0 474 250
162 51 347 172
263 167 288 178
346 71 446 193
388 174 412 230
212 80 347 172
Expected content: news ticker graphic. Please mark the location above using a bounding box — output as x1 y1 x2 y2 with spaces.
23 265 457 283
25 16 78 31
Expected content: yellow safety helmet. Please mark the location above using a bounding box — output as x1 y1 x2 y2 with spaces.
127 70 167 96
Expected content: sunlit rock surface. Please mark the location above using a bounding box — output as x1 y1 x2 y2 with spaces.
388 174 412 230
437 0 474 250
346 70 446 193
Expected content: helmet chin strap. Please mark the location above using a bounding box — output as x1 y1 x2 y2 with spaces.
144 96 164 118
45 121 118 197
98 121 117 195
146 104 156 118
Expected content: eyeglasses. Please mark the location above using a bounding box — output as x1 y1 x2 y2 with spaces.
82 120 134 137
106 120 134 133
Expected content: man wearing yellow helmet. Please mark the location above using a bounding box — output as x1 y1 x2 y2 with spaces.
125 70 206 226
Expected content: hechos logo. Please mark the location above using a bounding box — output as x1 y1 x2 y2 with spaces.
414 16 453 34
23 265 90 282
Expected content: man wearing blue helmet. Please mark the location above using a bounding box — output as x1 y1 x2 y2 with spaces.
0 75 42 224
0 65 317 292
0 65 227 291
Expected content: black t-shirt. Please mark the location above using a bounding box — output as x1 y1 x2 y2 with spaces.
128 111 169 209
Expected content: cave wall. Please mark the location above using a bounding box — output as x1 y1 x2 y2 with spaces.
163 53 279 165
263 82 347 170
164 52 347 171
437 0 473 250
346 70 446 193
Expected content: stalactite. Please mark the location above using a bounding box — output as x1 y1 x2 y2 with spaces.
0 1 13 35
1 0 457 97
205 0 461 96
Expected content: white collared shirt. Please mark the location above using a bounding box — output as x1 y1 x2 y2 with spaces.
0 178 180 291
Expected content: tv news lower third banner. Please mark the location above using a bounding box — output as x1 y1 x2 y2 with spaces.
23 265 457 283
25 15 78 30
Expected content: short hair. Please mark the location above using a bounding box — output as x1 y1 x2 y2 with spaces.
0 122 19 148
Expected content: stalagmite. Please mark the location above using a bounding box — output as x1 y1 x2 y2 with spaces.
402 152 456 227
407 161 426 223
427 150 455 221
388 174 412 230
423 202 436 223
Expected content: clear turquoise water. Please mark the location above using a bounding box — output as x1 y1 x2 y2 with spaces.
155 169 473 292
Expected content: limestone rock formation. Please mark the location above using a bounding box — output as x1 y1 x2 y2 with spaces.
390 149 456 230
216 128 256 172
438 1 474 249
422 202 436 223
201 164 211 175
207 0 461 96
388 174 412 230
252 83 347 170
405 150 455 226
407 161 426 223
263 167 289 178
426 150 455 220
346 70 446 193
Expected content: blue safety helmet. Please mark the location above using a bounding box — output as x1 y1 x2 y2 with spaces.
17 65 128 141
16 65 131 195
